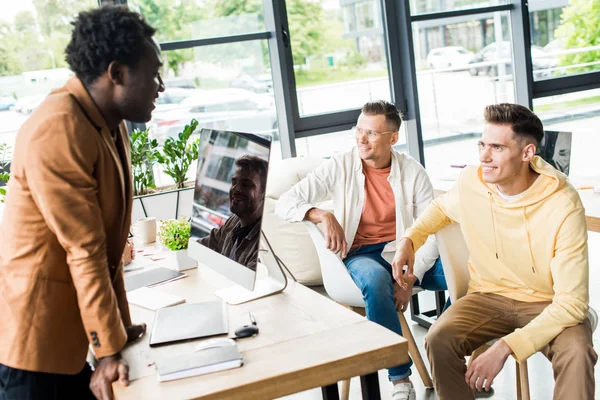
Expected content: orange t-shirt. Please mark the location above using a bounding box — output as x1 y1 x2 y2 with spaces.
352 163 396 248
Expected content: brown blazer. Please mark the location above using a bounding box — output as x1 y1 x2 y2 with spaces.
0 77 133 374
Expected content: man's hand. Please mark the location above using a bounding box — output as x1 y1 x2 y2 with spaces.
90 355 129 400
392 238 415 289
306 208 348 259
122 239 135 266
465 339 512 392
125 323 146 344
393 277 416 313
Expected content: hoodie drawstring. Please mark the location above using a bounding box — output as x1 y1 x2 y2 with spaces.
488 192 499 259
523 207 537 273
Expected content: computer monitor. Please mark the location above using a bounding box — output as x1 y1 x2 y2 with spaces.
537 130 572 176
187 129 286 304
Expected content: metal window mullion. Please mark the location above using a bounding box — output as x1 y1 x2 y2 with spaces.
263 0 297 158
159 32 271 51
533 72 600 98
384 0 425 166
509 0 534 109
410 4 513 22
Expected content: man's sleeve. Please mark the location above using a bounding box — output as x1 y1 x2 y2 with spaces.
410 167 440 283
26 114 127 358
404 172 462 252
112 263 132 327
503 207 589 362
275 158 336 222
200 226 223 253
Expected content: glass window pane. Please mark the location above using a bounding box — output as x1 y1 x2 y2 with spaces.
149 40 280 187
413 12 514 179
294 123 408 159
290 0 391 116
529 1 600 80
0 0 98 151
409 0 509 16
533 89 600 179
128 0 265 42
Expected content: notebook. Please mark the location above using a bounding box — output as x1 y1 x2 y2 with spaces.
124 267 187 292
127 287 186 311
156 345 243 382
149 301 228 347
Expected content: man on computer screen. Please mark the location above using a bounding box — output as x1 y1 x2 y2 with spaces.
200 155 268 271
276 100 447 400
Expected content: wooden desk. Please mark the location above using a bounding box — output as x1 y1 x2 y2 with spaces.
114 251 408 399
433 180 600 233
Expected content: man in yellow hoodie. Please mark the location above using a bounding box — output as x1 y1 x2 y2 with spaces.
393 103 596 399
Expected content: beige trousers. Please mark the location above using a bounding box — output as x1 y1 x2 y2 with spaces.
425 292 597 400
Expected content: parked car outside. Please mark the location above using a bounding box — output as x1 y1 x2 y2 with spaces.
151 88 278 144
468 41 557 78
0 97 15 111
426 46 475 70
155 88 200 112
230 74 273 93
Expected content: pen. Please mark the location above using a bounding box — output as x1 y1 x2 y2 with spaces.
249 312 257 325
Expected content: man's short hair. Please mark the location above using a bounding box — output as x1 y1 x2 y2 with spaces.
484 103 544 146
361 100 403 131
235 155 268 191
65 5 156 85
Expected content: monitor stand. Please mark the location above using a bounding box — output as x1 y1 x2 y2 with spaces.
214 231 288 305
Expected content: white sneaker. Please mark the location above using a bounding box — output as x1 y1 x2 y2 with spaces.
391 382 416 400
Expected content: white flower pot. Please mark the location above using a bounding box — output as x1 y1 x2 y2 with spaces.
169 249 198 271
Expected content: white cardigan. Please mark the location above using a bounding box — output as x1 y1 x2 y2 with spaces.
275 147 439 282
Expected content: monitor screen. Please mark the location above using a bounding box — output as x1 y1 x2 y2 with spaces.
536 130 571 176
190 129 270 273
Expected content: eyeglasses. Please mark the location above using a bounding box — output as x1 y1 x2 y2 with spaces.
351 126 396 142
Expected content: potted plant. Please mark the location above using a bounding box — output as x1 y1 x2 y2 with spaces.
130 127 160 196
0 143 11 205
130 121 199 222
156 118 201 189
157 217 197 271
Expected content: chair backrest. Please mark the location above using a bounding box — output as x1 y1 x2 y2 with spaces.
303 221 366 307
435 223 470 303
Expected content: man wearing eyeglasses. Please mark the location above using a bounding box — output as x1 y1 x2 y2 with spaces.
276 100 446 400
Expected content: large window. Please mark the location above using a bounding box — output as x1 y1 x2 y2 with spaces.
533 88 600 179
128 0 266 41
413 9 515 179
0 0 99 151
529 0 600 80
289 0 391 117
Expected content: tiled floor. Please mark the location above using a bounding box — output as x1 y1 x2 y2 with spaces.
280 231 600 400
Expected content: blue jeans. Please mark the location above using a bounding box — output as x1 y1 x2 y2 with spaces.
344 242 448 382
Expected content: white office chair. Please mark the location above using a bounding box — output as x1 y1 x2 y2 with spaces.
303 221 433 400
435 223 598 400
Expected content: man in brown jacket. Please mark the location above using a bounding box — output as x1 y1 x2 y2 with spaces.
0 6 164 400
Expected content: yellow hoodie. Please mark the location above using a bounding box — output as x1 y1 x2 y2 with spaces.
404 156 589 362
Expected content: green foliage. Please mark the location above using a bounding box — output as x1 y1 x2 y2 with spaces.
130 128 160 196
554 0 600 73
340 49 367 69
156 119 200 189
213 0 328 66
132 0 207 75
158 218 191 251
0 144 11 203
